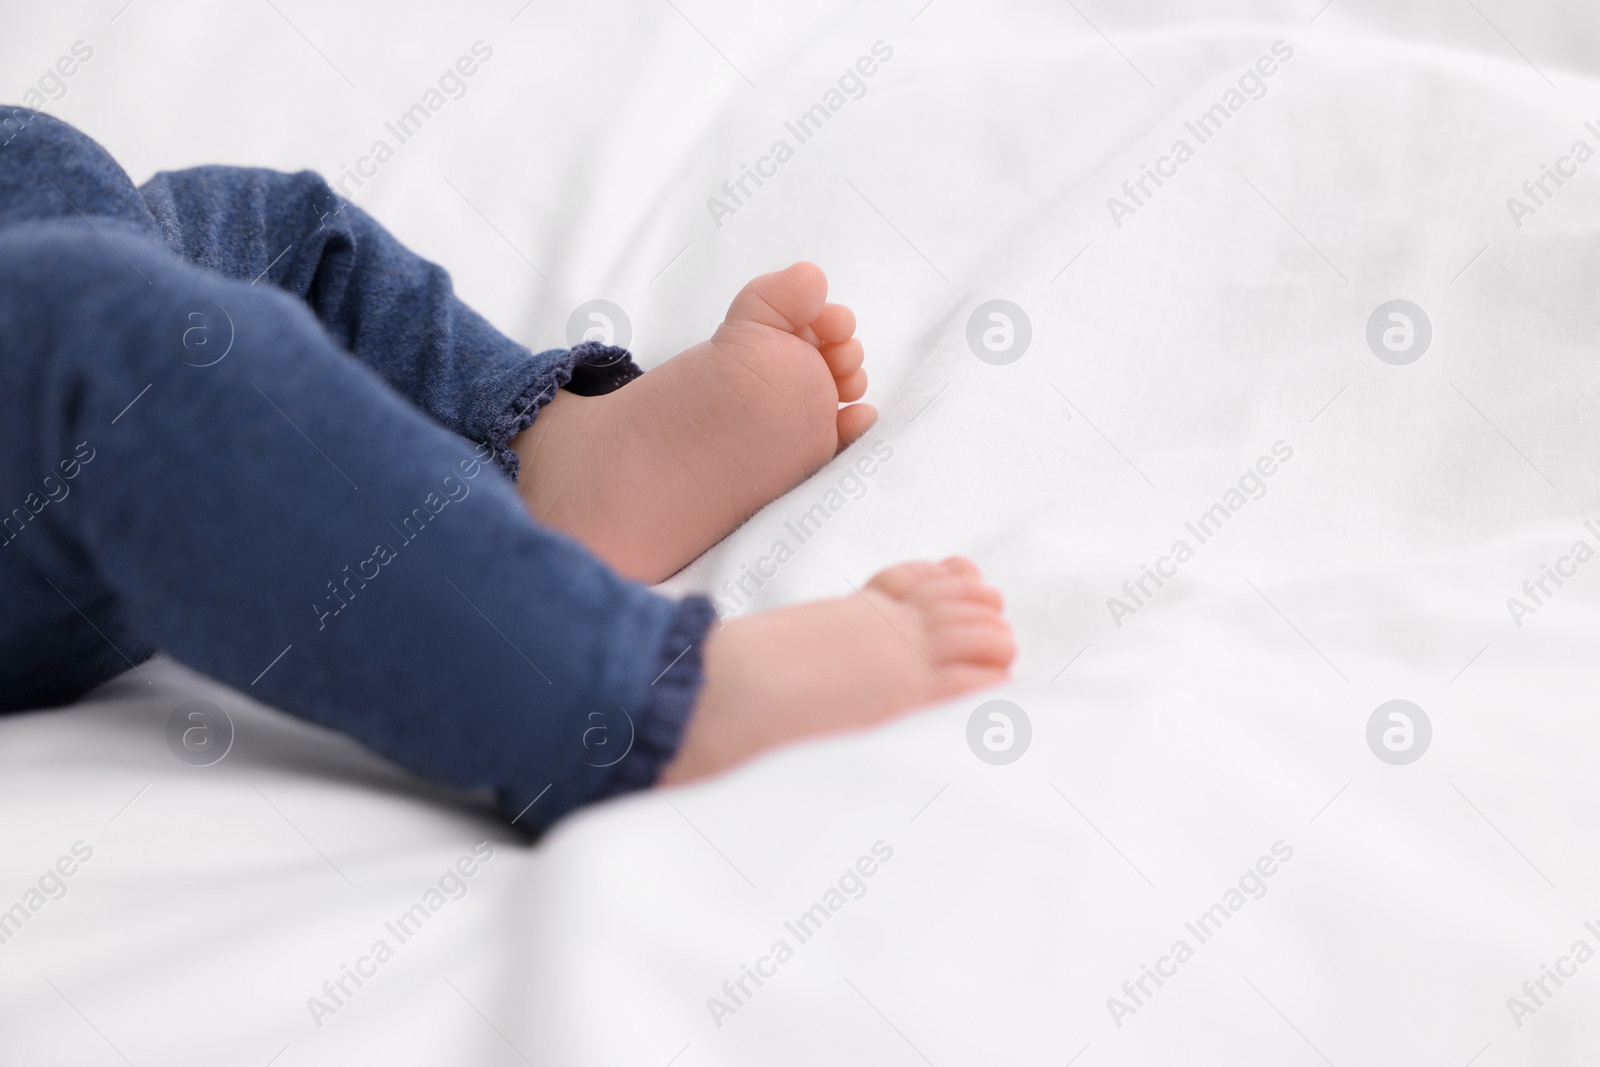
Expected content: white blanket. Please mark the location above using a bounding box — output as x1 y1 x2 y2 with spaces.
6 1 1600 1063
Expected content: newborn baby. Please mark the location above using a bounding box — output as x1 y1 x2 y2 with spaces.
0 108 1014 828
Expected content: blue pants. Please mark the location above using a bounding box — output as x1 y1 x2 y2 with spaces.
0 109 714 832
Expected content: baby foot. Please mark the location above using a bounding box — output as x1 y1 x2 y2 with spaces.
513 263 875 583
660 558 1015 784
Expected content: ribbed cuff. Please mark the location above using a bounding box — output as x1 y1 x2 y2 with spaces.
483 341 643 481
597 595 719 799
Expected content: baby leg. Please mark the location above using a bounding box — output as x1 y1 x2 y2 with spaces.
0 218 712 832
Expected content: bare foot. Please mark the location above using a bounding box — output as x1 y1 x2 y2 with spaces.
660 558 1015 784
512 263 876 583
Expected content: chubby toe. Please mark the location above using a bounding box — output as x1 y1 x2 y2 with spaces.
836 403 877 447
927 598 1007 626
725 262 828 332
835 367 869 403
821 338 865 379
813 302 857 343
942 662 1014 692
865 560 943 598
933 621 1017 668
910 574 1004 610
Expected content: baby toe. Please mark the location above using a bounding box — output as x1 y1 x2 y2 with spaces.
941 661 1014 692
933 621 1016 668
939 557 982 578
836 403 877 447
834 367 868 403
865 560 943 598
725 262 828 332
821 338 864 378
812 302 856 344
927 599 1005 626
912 574 1004 610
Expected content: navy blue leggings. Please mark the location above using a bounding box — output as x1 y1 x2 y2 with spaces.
0 109 714 832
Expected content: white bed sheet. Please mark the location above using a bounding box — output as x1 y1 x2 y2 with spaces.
5 1 1600 1063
